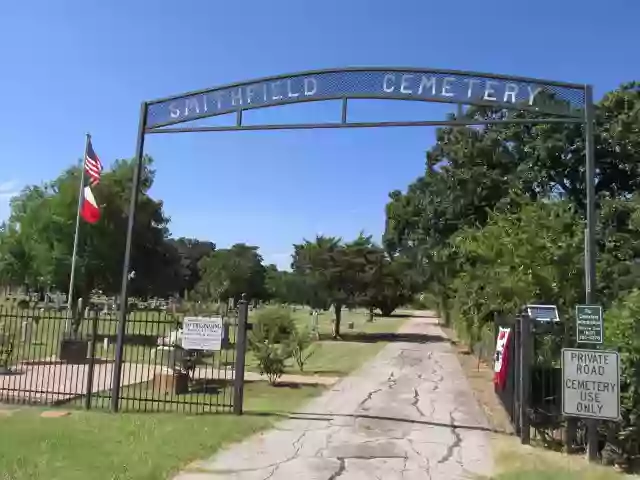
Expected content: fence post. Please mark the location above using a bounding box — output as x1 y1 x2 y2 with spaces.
233 294 249 415
519 314 532 445
512 317 521 436
84 310 99 410
564 319 578 452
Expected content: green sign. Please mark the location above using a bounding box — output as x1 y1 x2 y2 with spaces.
576 305 603 344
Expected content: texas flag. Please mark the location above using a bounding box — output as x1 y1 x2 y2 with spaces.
80 185 100 224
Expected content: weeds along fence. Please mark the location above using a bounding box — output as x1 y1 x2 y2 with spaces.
0 304 246 413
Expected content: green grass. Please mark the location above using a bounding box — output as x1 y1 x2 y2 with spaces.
245 308 407 376
1 304 407 379
489 438 630 480
0 382 323 480
0 306 181 364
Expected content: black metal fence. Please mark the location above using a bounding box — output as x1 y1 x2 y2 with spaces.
496 314 587 449
0 302 247 414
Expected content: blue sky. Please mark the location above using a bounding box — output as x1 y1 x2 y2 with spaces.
0 0 638 270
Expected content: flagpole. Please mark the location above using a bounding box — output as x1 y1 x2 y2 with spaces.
66 133 91 330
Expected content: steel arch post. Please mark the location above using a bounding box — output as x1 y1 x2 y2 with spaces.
111 101 148 413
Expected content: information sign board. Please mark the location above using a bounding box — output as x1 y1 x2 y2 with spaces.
182 317 223 351
576 305 603 344
562 348 619 420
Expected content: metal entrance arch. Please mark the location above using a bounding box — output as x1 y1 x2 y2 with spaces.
111 66 597 412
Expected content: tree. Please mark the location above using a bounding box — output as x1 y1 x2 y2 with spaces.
1 156 172 332
596 194 640 305
604 289 640 465
264 265 310 306
167 237 216 298
197 243 266 304
450 198 584 334
360 252 417 318
384 82 640 324
292 235 379 338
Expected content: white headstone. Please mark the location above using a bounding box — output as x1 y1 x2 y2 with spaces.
21 321 32 343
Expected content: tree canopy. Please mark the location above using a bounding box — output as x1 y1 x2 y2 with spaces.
384 81 640 325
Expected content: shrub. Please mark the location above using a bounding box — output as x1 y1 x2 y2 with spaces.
604 289 640 464
248 307 298 385
250 339 291 385
249 325 293 385
253 306 296 344
290 327 316 372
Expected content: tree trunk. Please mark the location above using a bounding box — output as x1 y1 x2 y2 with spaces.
435 288 450 326
367 306 374 323
332 303 343 339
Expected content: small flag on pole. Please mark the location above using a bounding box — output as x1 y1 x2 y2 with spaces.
84 139 103 186
80 185 101 224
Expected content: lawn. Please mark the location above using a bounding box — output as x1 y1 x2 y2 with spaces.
0 304 183 366
489 437 631 480
0 381 323 480
1 301 407 379
244 307 408 377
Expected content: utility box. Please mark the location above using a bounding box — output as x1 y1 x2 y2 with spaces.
524 304 560 323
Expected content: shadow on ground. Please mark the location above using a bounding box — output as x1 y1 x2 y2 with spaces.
242 410 512 435
20 358 114 367
189 379 230 394
319 332 451 344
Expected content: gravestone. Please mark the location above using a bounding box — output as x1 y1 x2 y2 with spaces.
54 292 63 311
21 321 32 344
310 310 320 339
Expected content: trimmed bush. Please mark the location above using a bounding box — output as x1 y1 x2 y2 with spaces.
248 306 297 384
252 306 296 344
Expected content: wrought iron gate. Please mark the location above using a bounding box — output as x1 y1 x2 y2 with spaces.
0 298 248 414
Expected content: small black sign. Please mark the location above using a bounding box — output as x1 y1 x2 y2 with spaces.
576 305 603 344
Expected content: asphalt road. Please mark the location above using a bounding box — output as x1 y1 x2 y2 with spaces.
175 313 494 480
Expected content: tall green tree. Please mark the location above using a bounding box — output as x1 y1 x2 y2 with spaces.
167 237 216 298
359 251 418 318
384 81 640 319
0 156 172 314
292 236 351 338
264 265 310 306
196 243 266 304
291 235 401 337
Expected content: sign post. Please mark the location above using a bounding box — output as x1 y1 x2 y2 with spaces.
562 348 620 421
576 305 603 344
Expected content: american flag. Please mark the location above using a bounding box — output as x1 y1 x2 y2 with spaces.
84 139 103 185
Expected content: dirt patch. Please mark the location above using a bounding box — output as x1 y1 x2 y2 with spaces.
440 325 514 436
40 410 71 418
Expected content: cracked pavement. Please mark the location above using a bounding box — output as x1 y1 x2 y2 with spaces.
174 313 493 480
